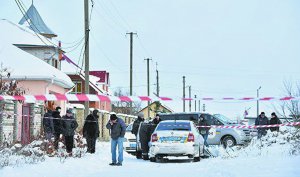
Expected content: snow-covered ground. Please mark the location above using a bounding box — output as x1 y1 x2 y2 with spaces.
1 140 299 177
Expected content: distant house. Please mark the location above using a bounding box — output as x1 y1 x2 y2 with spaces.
67 72 111 112
0 19 74 145
138 101 174 119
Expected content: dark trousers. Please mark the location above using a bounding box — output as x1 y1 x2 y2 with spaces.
53 133 60 150
65 136 74 153
86 137 97 153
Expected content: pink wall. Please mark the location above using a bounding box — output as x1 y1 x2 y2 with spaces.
16 80 71 141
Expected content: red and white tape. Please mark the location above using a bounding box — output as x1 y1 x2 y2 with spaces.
1 94 300 102
197 122 300 129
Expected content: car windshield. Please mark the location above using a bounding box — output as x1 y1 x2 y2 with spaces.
126 124 133 132
156 122 191 131
213 114 236 124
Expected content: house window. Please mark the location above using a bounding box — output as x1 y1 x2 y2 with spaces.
71 81 82 94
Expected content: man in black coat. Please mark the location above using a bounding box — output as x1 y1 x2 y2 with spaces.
269 112 281 132
52 106 62 150
131 113 145 136
255 112 269 138
83 109 100 153
43 108 54 141
61 109 78 155
152 113 161 125
198 114 210 147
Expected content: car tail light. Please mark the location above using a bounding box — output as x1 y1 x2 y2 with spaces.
151 133 158 142
187 133 194 142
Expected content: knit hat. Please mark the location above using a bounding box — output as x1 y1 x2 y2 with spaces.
271 112 276 116
92 109 99 115
261 112 265 115
66 109 72 114
110 114 117 120
55 106 61 111
137 112 144 118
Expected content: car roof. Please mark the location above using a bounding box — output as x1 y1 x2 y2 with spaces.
159 112 204 115
159 120 193 123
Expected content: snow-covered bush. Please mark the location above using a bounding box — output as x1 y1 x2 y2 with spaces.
216 127 300 159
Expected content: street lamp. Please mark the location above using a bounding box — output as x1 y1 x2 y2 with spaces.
257 86 262 117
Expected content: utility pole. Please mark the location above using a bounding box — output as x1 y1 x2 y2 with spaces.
257 86 262 117
198 99 201 112
183 76 186 112
194 95 197 112
188 86 191 112
126 32 137 114
84 0 90 118
145 58 152 118
156 62 159 97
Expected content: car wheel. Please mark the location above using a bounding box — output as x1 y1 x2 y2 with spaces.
136 150 142 159
150 157 156 162
193 147 201 162
222 136 236 148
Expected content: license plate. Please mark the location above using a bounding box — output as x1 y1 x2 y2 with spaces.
130 144 136 148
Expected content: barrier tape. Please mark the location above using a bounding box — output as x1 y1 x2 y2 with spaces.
197 122 300 129
1 94 300 102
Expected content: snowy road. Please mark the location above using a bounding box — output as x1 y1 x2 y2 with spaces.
1 142 299 177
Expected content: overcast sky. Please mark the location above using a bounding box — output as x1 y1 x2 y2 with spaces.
1 0 300 119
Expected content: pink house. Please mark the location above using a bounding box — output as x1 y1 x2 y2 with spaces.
0 19 74 144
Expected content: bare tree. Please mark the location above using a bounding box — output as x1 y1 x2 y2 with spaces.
111 87 141 115
274 80 300 122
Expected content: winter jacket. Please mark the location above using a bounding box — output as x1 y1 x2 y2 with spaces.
255 115 269 135
269 116 282 132
152 118 161 125
199 119 210 135
131 117 144 136
61 115 78 136
52 110 62 134
43 110 54 133
106 118 126 140
83 114 100 138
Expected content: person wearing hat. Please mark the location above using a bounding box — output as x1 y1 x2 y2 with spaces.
152 113 161 125
131 113 145 136
61 109 78 155
43 106 54 142
269 112 281 132
255 112 269 138
106 113 126 166
52 106 62 150
83 109 100 153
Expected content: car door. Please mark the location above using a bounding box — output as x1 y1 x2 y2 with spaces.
202 114 221 145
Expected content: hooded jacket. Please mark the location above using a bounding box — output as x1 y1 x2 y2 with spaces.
83 113 100 138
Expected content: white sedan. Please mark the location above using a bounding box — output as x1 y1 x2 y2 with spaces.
123 123 137 154
149 120 204 162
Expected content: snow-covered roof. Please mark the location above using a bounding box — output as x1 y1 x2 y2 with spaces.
19 4 57 38
0 44 74 89
0 19 73 89
0 19 54 47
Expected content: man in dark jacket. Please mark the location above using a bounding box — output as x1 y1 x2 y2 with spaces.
270 112 281 132
131 113 144 136
255 112 269 138
106 113 126 166
61 109 78 155
152 113 161 125
52 106 62 150
43 108 54 141
198 114 210 147
83 109 100 153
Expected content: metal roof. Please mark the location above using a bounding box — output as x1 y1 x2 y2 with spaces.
19 4 57 38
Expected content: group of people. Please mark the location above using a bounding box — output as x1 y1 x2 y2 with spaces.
43 107 78 155
255 112 282 138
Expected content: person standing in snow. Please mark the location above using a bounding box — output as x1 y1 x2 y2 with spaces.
43 107 54 142
61 109 78 155
52 106 62 150
83 109 100 153
131 113 145 136
106 113 126 166
198 114 210 147
269 112 281 132
152 113 162 125
255 112 269 138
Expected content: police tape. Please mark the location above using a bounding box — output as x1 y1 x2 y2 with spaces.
197 122 300 129
1 94 300 102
